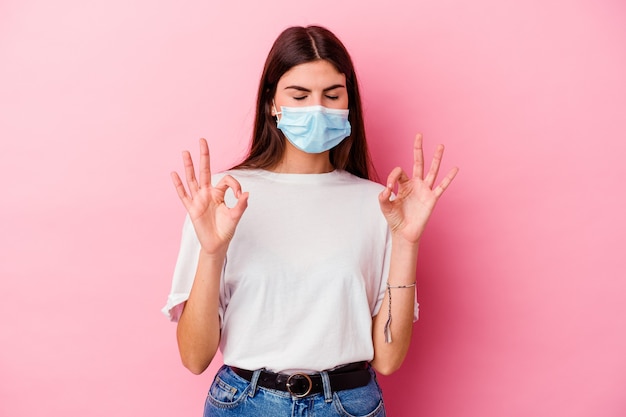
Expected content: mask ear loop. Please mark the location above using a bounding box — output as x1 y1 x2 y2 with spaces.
271 99 282 122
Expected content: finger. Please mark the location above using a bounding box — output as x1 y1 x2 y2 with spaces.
385 166 408 193
198 138 212 189
378 185 393 208
379 167 405 213
433 167 459 198
424 144 444 189
229 191 249 220
215 174 243 196
182 150 199 194
412 133 424 180
216 175 248 220
170 171 192 209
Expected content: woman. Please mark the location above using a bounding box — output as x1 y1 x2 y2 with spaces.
163 25 458 417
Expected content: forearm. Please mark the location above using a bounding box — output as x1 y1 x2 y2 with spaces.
176 250 225 374
371 238 419 375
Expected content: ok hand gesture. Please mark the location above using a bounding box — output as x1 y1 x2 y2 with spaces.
378 134 458 244
171 138 249 255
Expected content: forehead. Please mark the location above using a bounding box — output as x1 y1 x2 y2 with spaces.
277 60 346 88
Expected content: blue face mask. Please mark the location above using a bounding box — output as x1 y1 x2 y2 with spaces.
274 103 351 154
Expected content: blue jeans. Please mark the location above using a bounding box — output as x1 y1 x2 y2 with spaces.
204 365 386 417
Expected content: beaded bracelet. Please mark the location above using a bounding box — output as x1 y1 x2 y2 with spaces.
384 282 416 343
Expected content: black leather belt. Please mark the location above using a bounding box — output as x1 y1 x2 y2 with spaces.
230 362 371 398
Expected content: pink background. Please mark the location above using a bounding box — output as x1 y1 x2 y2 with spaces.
1 0 625 416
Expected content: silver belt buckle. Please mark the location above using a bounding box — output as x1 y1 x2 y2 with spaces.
286 373 313 398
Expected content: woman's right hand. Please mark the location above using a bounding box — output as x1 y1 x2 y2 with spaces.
171 138 249 255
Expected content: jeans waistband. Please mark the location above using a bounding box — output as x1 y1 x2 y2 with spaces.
230 362 371 398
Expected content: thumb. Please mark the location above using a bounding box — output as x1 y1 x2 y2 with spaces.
230 191 249 220
378 186 393 214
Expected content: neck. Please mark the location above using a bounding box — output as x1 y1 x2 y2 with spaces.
270 144 334 174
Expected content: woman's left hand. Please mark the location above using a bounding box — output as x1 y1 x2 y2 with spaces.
379 133 459 244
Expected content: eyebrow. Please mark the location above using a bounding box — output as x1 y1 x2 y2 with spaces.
284 84 345 93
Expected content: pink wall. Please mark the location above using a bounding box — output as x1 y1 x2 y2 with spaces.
1 1 625 416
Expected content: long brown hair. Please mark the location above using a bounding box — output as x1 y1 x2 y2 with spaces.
233 25 375 180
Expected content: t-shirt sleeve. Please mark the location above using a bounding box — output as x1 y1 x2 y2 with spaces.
161 215 228 324
161 215 200 321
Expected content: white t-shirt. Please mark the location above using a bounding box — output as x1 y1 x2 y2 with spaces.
162 169 418 373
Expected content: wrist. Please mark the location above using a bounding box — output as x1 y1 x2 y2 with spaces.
390 234 420 251
387 281 417 288
199 247 228 261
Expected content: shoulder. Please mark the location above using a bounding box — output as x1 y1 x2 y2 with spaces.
210 168 262 185
334 170 386 193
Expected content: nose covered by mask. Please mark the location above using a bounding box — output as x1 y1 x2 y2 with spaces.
273 103 351 154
